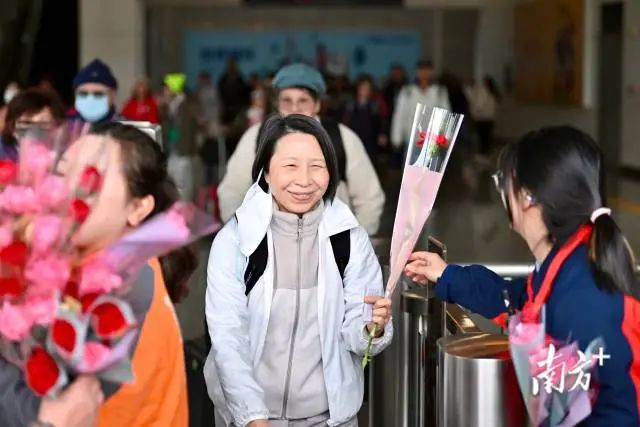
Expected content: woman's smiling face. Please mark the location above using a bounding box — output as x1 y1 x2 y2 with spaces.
265 132 330 215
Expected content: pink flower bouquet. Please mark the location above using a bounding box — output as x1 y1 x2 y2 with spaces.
509 311 603 426
0 129 220 397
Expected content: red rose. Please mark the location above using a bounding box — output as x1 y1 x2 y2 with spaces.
435 133 448 147
0 160 18 184
91 301 134 339
69 199 90 223
25 347 61 396
0 276 23 297
416 131 427 148
0 240 28 266
52 319 77 354
78 166 102 194
80 293 99 313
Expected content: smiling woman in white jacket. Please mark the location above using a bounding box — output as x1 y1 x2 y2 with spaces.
204 114 393 427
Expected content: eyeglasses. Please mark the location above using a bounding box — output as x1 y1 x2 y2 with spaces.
492 171 536 204
15 119 54 130
491 171 503 194
76 91 107 98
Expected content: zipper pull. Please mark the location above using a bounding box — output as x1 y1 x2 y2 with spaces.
297 218 303 241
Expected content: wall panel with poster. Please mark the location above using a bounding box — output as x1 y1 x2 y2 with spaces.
184 30 421 85
514 0 585 106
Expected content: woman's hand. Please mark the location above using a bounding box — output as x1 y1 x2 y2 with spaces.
364 296 392 337
38 375 104 427
247 420 269 427
404 252 448 285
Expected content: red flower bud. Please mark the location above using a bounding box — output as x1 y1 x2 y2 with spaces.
69 199 90 223
0 160 18 184
0 240 28 266
25 347 61 396
0 276 23 297
78 166 102 194
91 301 134 339
416 131 426 148
52 319 77 354
435 133 448 147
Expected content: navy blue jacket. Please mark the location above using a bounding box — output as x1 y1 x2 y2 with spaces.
436 244 640 426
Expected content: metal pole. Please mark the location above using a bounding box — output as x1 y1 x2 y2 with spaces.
400 237 446 427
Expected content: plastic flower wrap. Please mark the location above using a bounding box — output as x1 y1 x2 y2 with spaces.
509 310 603 426
362 105 463 367
0 128 220 397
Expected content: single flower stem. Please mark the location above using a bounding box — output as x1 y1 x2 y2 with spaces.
361 324 378 368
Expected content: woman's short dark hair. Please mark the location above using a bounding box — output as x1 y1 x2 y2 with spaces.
89 122 198 303
2 88 66 145
497 126 638 299
252 113 339 202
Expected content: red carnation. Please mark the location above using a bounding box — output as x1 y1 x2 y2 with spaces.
69 199 91 223
0 160 18 184
435 133 448 147
91 301 133 338
0 240 28 266
78 166 102 194
25 347 61 396
0 276 23 297
52 319 77 354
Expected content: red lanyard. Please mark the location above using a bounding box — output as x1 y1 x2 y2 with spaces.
521 224 593 323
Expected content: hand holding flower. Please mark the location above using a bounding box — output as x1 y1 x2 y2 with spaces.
364 296 392 336
404 251 448 284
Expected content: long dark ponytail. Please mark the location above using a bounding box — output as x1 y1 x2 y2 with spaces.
90 122 198 303
498 126 638 299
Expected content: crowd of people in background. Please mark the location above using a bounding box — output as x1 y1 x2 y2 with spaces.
0 56 502 230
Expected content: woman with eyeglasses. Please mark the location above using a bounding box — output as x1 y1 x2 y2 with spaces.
405 127 640 426
0 88 67 161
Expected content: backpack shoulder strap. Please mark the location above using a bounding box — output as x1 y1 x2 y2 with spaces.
329 229 351 281
244 234 268 296
243 228 351 295
320 117 347 183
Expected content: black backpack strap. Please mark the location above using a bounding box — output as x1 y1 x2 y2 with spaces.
243 228 351 296
244 234 268 296
329 229 351 281
319 117 347 183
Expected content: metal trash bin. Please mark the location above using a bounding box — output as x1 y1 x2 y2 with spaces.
437 333 527 427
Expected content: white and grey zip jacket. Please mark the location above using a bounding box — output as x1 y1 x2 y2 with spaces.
204 182 393 427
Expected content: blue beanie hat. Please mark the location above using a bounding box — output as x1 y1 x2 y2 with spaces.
273 63 326 97
73 59 118 90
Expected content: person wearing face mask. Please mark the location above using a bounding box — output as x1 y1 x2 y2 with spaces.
0 81 21 134
405 127 640 427
69 59 120 125
205 114 393 427
0 88 66 161
218 63 385 236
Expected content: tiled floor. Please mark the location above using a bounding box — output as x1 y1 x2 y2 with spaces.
175 148 640 340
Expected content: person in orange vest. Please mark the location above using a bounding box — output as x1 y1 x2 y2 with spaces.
1 122 196 427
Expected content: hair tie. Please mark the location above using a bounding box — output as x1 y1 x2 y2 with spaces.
590 207 611 223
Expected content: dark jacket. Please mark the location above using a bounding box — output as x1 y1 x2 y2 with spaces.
436 245 640 427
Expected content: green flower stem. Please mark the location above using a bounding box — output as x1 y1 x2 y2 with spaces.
361 324 378 368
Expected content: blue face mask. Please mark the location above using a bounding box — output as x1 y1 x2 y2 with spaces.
75 93 110 123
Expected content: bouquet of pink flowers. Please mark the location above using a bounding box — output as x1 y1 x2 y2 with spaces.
0 130 219 397
509 310 603 426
